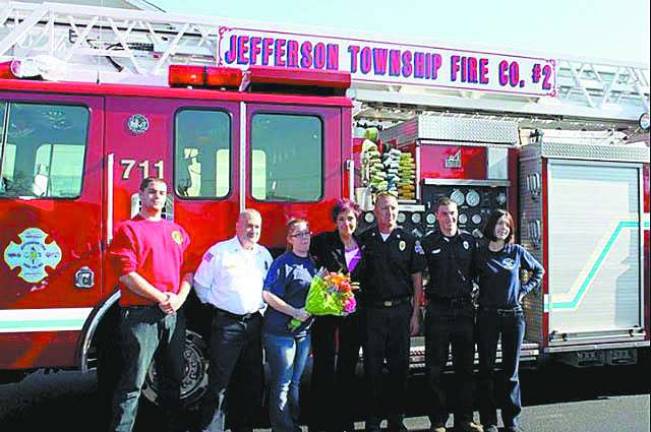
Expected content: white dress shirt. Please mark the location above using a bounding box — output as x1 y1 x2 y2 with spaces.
194 236 273 315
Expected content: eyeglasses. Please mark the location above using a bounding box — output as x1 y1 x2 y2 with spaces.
291 231 312 239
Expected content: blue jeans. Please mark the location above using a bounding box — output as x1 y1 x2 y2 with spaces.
263 332 311 432
477 307 526 429
110 306 186 432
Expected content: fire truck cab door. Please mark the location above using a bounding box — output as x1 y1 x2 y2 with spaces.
105 97 241 275
244 103 343 250
0 93 103 367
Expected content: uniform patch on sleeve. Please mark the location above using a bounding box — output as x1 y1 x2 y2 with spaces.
171 230 184 245
414 240 425 255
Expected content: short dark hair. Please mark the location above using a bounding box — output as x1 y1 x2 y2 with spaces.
331 198 362 222
436 196 457 212
139 177 166 191
482 209 515 243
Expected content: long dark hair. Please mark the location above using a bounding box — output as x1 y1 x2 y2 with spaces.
482 209 515 243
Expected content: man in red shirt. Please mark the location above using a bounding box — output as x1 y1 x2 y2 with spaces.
108 177 192 432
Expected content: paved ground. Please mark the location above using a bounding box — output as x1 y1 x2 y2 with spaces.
1 358 649 432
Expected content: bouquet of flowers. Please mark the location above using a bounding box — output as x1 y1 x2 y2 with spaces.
289 268 358 331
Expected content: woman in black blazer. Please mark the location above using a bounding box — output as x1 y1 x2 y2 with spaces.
309 199 364 432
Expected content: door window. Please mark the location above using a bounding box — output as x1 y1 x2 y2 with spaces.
174 109 231 199
0 102 89 198
250 114 323 202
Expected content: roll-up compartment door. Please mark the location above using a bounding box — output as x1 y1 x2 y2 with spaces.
547 161 642 336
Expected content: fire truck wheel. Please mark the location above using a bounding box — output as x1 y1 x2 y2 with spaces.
141 329 209 410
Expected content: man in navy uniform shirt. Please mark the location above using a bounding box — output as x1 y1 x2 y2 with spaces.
420 197 483 432
359 192 426 432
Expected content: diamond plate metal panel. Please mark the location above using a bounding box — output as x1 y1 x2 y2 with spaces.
541 142 650 163
379 116 519 146
519 143 543 161
378 118 418 147
519 146 545 346
417 116 519 144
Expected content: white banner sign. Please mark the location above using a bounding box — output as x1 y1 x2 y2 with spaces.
217 26 556 97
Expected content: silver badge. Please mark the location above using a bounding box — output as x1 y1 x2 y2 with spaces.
127 114 149 135
399 240 406 251
463 241 469 250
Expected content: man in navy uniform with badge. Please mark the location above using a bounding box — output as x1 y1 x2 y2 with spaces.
421 197 483 432
359 191 426 432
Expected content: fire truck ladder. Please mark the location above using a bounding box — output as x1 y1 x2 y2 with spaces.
1 1 649 126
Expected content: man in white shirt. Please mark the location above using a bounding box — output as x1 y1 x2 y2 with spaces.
194 209 273 432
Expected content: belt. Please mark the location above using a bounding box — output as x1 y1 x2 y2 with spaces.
369 296 412 308
428 295 471 306
480 305 523 315
214 307 261 321
121 304 158 310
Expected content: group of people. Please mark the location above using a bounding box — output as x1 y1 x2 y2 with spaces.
107 177 544 432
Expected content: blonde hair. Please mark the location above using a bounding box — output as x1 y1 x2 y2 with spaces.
286 217 309 251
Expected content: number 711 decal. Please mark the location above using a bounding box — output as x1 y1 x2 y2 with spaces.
120 159 164 180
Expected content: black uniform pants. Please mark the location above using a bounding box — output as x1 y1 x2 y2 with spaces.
424 301 475 426
310 313 363 430
363 302 412 427
198 309 264 432
477 308 525 429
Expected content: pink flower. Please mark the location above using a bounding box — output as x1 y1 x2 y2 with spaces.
343 296 357 314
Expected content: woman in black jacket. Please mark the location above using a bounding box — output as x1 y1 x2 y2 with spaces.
309 199 363 432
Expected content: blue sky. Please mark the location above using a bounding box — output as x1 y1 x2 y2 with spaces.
153 0 650 65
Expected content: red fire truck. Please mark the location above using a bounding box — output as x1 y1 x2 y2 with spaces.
0 1 649 407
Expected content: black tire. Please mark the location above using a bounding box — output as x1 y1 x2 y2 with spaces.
98 293 210 414
141 329 209 410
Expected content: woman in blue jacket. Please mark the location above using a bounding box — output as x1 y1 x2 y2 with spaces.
476 209 544 432
262 218 317 432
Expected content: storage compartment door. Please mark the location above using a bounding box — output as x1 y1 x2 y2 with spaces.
547 161 642 337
